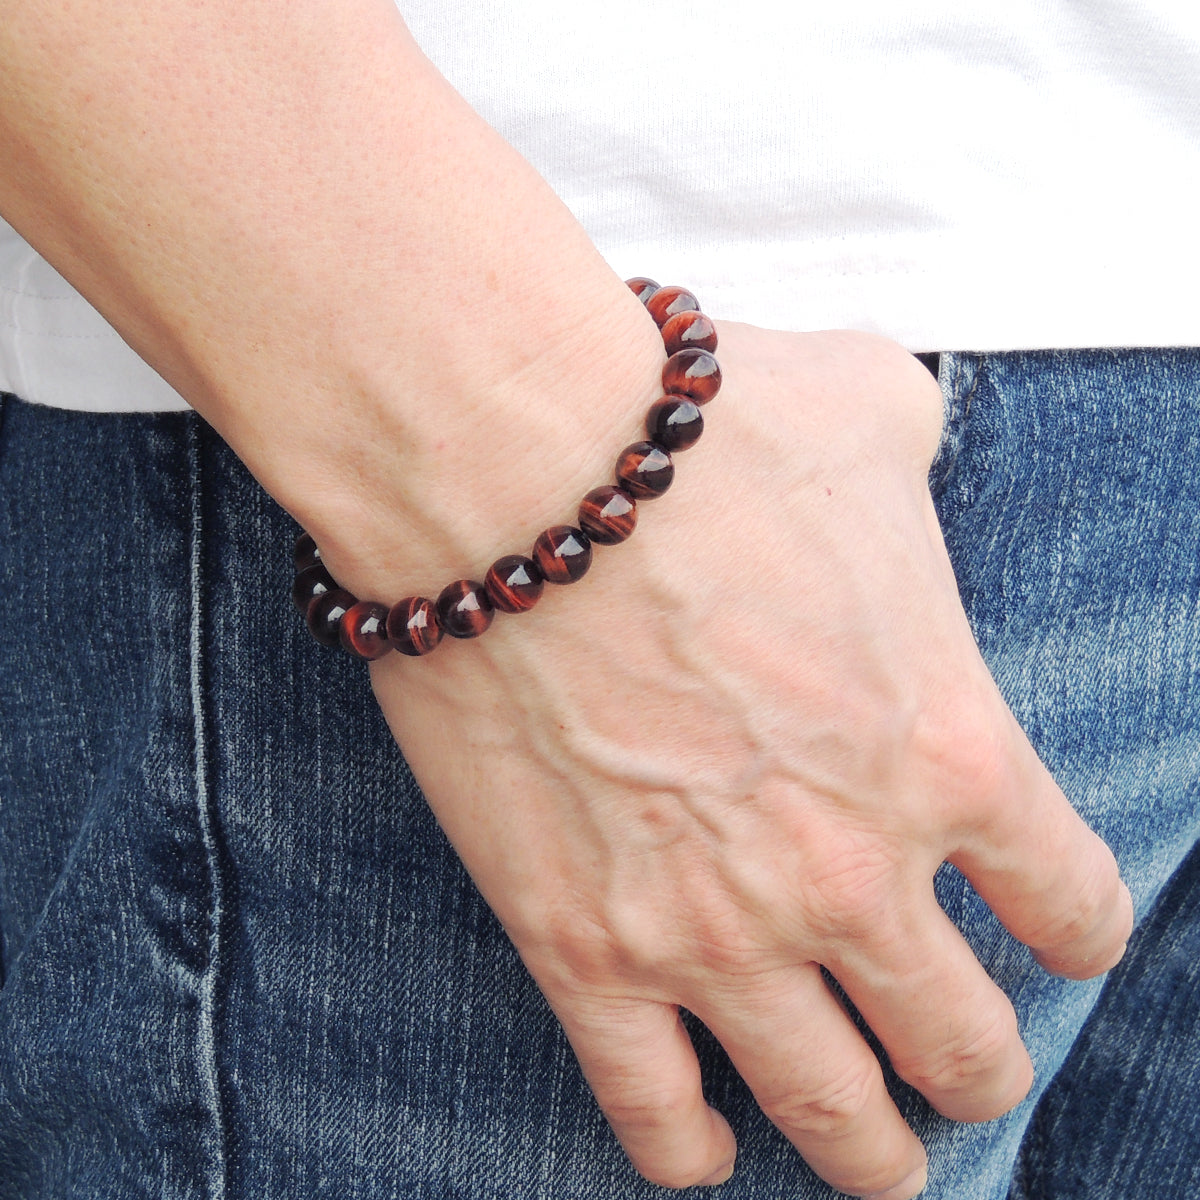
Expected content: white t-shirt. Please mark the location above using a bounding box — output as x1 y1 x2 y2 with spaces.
3 0 1199 412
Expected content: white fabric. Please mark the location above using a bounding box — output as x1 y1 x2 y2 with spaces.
0 223 187 411
3 0 1199 412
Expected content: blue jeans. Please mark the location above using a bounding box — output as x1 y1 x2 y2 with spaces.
1 348 1198 1199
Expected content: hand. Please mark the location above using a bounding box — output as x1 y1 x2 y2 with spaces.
367 324 1134 1198
0 0 1131 1186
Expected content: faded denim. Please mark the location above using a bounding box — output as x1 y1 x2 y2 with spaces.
0 347 1198 1199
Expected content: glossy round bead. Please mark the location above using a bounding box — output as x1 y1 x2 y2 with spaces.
615 441 675 499
338 600 392 660
386 596 443 657
533 525 593 584
647 396 704 451
645 285 699 329
485 554 544 614
306 587 356 649
292 563 336 613
578 485 638 545
436 579 495 639
662 348 722 404
661 310 718 356
625 276 660 303
293 531 322 571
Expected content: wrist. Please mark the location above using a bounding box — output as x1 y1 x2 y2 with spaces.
292 269 668 602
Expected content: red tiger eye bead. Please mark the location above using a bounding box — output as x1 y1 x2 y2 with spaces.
578 485 638 545
293 531 322 571
485 554 544 613
533 525 593 584
647 395 704 451
645 285 699 329
661 310 718 356
339 600 392 660
615 441 675 499
436 579 495 639
293 563 336 613
662 348 722 404
306 588 356 649
625 276 660 303
387 596 443 656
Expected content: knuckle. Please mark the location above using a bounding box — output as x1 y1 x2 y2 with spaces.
604 1089 724 1190
603 1079 698 1133
659 886 750 975
1033 851 1120 953
924 696 1015 805
603 1086 728 1188
900 1009 1014 1098
760 1061 878 1138
521 911 631 996
803 842 906 943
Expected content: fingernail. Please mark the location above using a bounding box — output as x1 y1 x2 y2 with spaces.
864 1162 928 1200
697 1160 735 1187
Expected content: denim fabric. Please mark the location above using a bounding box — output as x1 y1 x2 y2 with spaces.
1010 838 1200 1200
0 348 1197 1200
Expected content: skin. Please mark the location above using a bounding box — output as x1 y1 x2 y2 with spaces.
0 2 1133 1196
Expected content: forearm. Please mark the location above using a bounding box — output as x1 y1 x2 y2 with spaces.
0 0 662 592
3 12 1138 1197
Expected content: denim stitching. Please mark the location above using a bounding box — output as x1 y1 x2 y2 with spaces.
188 417 229 1199
931 353 981 496
0 393 7 993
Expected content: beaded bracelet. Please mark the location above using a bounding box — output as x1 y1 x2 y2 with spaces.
292 278 721 659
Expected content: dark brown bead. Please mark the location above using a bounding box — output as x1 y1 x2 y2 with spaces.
625 276 660 303
293 563 336 613
293 531 322 571
306 587 356 649
662 348 722 404
615 441 675 499
645 285 699 329
436 579 495 639
386 596 443 657
578 485 638 545
484 554 544 614
661 310 718 356
533 525 593 584
339 600 392 660
647 396 704 451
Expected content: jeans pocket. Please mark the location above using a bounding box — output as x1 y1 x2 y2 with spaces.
927 352 981 502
